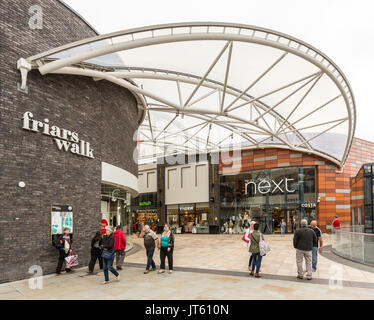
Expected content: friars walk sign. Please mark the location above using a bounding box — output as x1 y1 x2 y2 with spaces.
22 111 94 159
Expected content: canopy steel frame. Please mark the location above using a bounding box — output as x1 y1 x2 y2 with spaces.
19 22 356 167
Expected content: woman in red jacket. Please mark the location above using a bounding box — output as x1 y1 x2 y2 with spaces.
114 225 127 270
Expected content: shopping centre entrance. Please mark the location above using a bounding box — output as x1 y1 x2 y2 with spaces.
271 207 298 234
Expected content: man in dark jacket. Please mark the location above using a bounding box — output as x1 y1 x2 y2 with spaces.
101 226 120 284
141 225 158 274
293 219 317 280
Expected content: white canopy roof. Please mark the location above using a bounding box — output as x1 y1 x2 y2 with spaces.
20 22 356 167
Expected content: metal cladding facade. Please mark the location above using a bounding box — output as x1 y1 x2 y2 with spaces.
0 0 138 283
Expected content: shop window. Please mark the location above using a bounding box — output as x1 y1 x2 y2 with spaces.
219 166 316 234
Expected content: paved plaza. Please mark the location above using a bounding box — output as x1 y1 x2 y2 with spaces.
1 234 374 300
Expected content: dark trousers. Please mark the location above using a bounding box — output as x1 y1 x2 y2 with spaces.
56 249 71 273
160 247 173 270
88 248 103 272
146 248 156 270
251 252 263 274
115 250 126 268
102 252 119 281
249 254 253 267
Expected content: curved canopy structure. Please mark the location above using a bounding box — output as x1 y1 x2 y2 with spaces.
19 22 356 167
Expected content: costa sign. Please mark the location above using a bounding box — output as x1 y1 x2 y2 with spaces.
245 178 296 195
301 202 316 208
22 112 94 158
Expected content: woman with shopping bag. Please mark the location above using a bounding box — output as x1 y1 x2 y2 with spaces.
249 223 270 278
101 226 120 284
55 227 74 274
243 221 256 272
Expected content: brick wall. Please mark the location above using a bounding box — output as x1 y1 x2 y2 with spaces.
0 0 138 283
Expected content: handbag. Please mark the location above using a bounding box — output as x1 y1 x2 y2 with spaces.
242 230 250 243
259 234 271 256
65 252 79 269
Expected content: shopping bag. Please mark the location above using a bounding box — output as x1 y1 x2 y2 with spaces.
259 235 271 256
65 253 79 268
242 231 250 243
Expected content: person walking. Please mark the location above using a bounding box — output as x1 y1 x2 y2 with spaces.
55 227 73 274
280 219 286 236
101 226 120 284
88 231 103 273
332 216 341 229
158 224 174 274
293 219 318 280
244 221 256 272
141 225 158 274
249 223 264 278
309 220 323 272
114 225 126 270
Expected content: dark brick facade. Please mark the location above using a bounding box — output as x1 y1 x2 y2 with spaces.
0 0 138 283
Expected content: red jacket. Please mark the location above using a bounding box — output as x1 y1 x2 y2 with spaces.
114 229 126 251
332 219 341 229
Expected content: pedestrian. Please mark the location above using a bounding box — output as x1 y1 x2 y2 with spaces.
55 227 73 274
281 219 286 236
158 224 175 274
293 219 317 280
114 225 126 270
244 221 256 272
309 220 323 272
138 222 145 237
141 225 158 274
332 216 341 229
293 218 297 233
88 231 103 273
249 223 264 278
101 226 120 284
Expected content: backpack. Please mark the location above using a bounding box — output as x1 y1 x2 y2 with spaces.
93 240 100 249
52 235 63 249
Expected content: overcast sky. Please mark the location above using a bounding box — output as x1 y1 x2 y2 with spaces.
64 0 374 141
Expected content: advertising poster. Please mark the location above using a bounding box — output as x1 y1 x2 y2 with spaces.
51 205 73 235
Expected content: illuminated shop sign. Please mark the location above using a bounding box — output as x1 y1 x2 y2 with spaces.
301 202 316 208
244 178 295 195
180 206 194 211
22 112 94 158
139 201 152 206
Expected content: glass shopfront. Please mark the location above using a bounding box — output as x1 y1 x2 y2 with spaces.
101 183 133 247
220 166 316 234
167 202 209 234
131 192 159 233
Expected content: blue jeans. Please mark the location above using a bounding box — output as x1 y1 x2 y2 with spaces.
312 247 318 271
102 252 119 281
251 252 263 273
281 227 286 236
146 248 156 270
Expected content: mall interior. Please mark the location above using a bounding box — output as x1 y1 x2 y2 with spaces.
133 139 374 236
1 0 373 283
